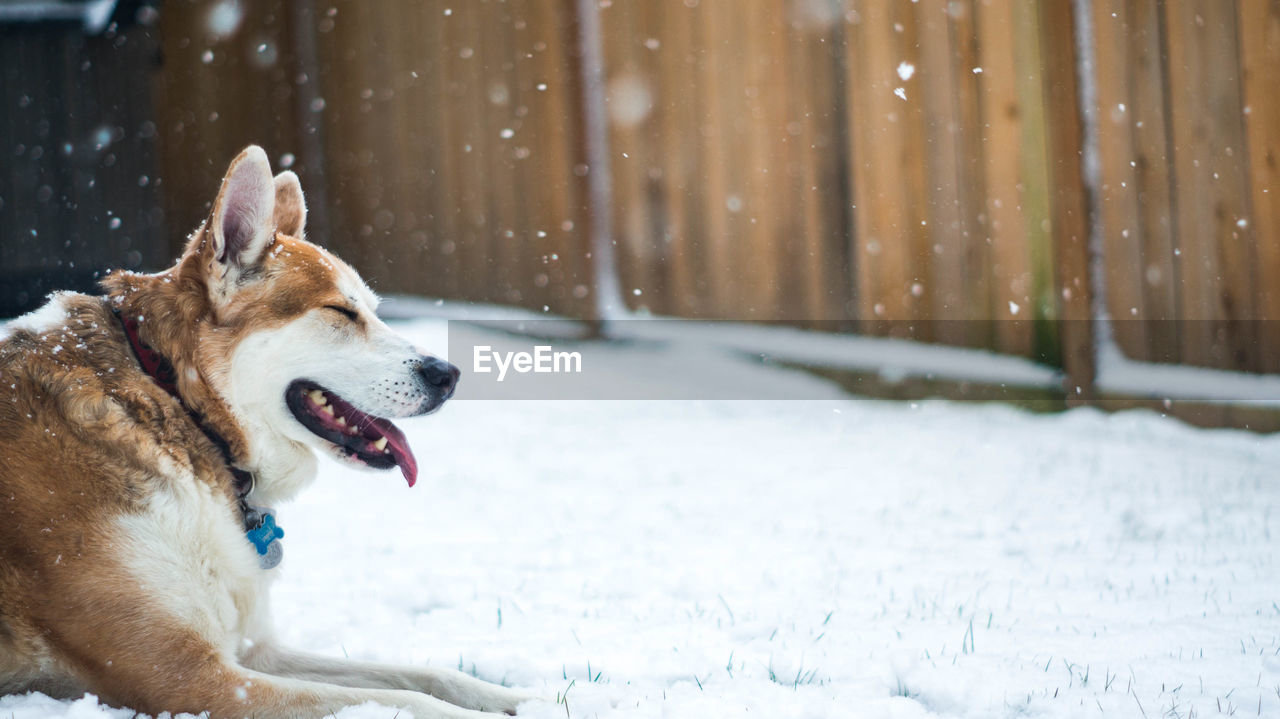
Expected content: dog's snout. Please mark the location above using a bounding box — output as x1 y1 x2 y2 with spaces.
419 357 460 397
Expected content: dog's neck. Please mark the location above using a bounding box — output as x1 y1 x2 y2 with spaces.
101 258 255 481
112 303 253 496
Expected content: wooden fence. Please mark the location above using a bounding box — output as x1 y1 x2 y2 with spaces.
600 0 1088 370
3 0 1278 385
155 0 598 318
0 14 167 317
154 0 1095 364
1093 0 1280 373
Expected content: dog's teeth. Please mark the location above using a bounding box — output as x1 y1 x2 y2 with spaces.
373 437 388 451
321 404 335 416
336 416 347 426
308 389 326 405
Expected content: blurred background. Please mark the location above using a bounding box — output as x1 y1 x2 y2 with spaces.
1 0 1278 425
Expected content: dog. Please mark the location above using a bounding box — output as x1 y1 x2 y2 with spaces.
0 146 530 718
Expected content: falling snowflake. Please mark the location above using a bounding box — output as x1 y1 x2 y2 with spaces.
205 0 244 41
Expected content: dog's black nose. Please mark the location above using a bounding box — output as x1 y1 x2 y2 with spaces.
419 357 460 397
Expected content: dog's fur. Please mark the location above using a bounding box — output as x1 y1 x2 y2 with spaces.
0 147 528 718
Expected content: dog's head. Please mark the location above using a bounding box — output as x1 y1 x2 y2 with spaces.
175 146 456 492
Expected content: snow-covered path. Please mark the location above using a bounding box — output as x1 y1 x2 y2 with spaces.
4 319 1279 719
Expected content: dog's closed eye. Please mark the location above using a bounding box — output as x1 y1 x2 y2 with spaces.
324 305 358 322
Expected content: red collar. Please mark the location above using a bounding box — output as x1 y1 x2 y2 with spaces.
112 308 255 502
114 309 180 398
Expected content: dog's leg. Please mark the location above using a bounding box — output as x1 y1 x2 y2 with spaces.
44 608 512 718
71 645 510 719
243 644 534 715
166 667 511 719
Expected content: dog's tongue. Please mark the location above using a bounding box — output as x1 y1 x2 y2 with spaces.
369 418 417 487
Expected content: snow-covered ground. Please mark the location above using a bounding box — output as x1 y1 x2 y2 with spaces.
4 318 1279 719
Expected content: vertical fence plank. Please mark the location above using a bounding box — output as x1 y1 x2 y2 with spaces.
508 0 547 311
725 5 765 319
773 11 807 323
950 0 996 348
896 3 933 338
1128 0 1180 363
788 6 850 324
847 1 925 333
974 0 1033 356
653 1 700 317
480 0 521 306
722 7 761 319
1162 0 1220 368
918 0 966 340
1238 0 1280 372
743 2 787 321
1164 0 1257 371
687 0 725 317
704 1 745 318
673 2 713 317
601 0 648 312
538 0 594 317
1012 0 1059 364
419 0 461 301
460 3 500 306
1042 0 1095 399
1091 0 1148 359
812 12 856 324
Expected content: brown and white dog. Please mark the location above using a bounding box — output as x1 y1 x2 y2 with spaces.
0 146 530 718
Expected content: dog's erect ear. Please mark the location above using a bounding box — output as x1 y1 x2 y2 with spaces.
209 145 276 271
273 171 307 238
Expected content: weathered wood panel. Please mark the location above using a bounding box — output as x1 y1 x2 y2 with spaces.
1128 0 1180 364
155 0 595 317
847 0 929 336
1165 0 1256 371
1042 0 1094 399
1092 0 1147 359
156 0 303 248
602 0 1066 363
1090 0 1279 373
1239 0 1280 370
0 14 167 318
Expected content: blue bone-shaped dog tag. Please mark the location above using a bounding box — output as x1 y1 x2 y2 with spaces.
245 510 285 570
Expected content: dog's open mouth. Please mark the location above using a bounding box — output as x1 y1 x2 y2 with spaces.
285 380 419 486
